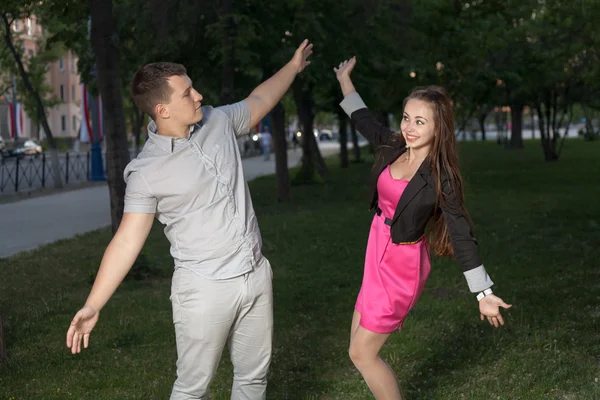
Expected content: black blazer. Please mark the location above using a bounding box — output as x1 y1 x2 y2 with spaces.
350 107 482 273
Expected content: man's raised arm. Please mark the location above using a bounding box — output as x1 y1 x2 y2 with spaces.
244 39 313 128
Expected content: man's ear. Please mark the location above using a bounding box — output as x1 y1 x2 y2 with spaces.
155 104 169 119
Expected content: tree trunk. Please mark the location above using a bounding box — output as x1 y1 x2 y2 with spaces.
509 103 524 148
541 137 558 161
457 107 474 139
478 111 487 141
219 0 235 105
132 106 144 154
310 130 328 179
555 104 573 158
2 13 63 189
350 121 361 162
0 312 6 367
500 110 508 146
89 0 131 233
495 111 502 145
528 109 534 140
556 119 571 159
337 112 349 168
582 105 594 135
536 104 558 161
293 83 328 181
295 92 314 180
271 101 291 202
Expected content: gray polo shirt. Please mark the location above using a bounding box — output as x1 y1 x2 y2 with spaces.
123 101 262 280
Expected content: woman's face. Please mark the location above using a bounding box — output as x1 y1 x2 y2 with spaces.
400 99 436 150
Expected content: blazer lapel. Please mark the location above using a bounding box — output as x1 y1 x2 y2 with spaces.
391 159 431 223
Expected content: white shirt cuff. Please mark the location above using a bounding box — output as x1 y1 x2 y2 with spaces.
339 92 367 117
464 265 494 293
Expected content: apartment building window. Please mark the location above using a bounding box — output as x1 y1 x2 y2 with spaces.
59 57 65 71
61 116 67 132
72 116 77 132
27 49 34 57
71 56 76 73
13 20 20 32
71 85 75 100
60 85 65 101
27 18 32 35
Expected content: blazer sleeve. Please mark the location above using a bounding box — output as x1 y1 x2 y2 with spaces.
439 179 494 293
339 92 394 147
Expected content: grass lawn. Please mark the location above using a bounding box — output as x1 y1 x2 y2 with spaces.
0 139 599 399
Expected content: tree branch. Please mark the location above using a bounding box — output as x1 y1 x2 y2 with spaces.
557 103 573 158
2 12 57 147
1 11 17 28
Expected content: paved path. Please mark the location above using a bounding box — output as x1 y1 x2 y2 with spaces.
0 143 340 258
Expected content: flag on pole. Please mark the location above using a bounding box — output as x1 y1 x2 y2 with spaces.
8 103 15 139
97 95 103 141
8 103 23 139
16 103 24 138
80 84 93 142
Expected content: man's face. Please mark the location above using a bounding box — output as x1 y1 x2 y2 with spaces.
160 74 203 125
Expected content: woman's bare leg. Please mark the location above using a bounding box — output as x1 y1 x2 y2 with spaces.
350 310 362 340
349 320 402 400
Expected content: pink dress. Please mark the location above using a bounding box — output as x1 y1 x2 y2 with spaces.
355 165 432 333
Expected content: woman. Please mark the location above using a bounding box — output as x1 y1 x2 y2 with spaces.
334 57 512 399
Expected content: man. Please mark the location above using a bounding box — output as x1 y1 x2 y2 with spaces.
260 125 272 161
66 39 313 400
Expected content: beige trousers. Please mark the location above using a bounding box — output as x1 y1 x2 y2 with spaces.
169 257 273 400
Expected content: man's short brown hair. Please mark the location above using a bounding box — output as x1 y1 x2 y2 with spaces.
131 62 187 118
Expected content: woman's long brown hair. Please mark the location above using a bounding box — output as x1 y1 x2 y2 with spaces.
392 86 472 256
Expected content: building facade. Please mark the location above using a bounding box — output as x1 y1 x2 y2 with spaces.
0 16 82 141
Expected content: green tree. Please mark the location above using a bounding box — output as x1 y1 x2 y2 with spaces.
1 3 64 188
88 0 131 233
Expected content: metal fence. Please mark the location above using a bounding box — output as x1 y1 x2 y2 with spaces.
0 152 94 194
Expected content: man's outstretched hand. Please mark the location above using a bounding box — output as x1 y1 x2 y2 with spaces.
66 306 99 354
291 39 313 73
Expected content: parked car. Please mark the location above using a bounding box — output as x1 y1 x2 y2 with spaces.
0 139 43 159
317 129 340 141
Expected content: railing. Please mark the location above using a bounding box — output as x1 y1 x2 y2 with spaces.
0 152 93 194
0 137 309 195
0 150 145 195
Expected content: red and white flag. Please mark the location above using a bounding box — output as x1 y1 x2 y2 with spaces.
80 84 93 142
